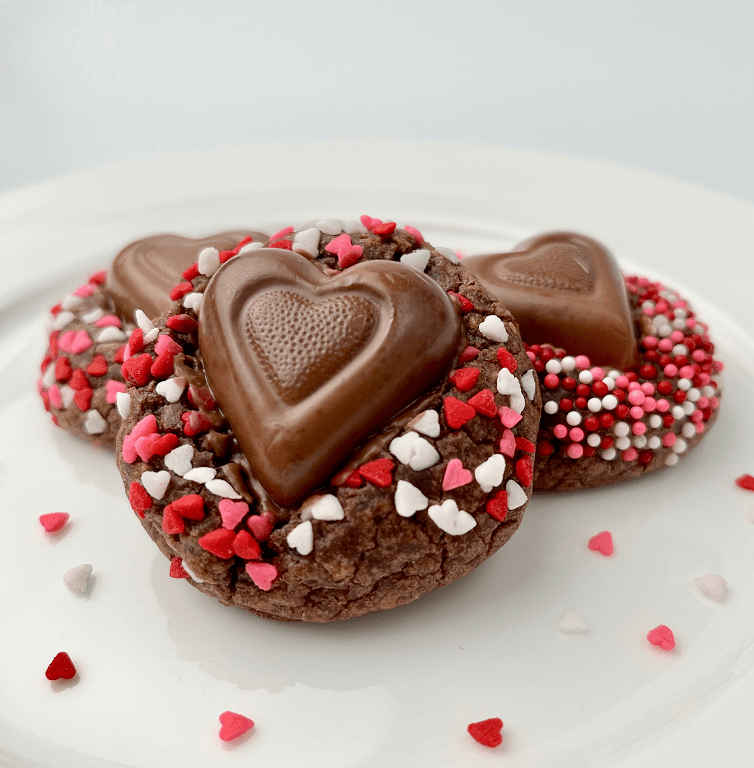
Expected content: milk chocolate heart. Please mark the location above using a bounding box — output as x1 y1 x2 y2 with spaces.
464 232 638 371
200 249 462 506
107 230 267 322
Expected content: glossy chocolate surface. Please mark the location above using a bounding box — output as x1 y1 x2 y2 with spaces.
106 231 267 322
464 232 639 370
200 249 462 506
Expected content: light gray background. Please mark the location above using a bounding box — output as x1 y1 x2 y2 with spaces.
2 0 753 202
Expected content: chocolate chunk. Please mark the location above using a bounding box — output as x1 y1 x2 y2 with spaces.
200 249 463 506
464 232 639 370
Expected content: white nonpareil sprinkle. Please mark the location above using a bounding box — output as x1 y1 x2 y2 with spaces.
141 470 171 500
665 453 679 466
400 249 431 272
287 521 314 555
84 409 107 435
543 400 558 415
292 228 321 258
613 421 630 437
647 436 661 449
435 246 460 264
428 499 476 536
521 370 536 400
694 574 729 603
586 433 601 447
53 310 75 331
587 397 602 413
394 480 429 518
205 479 242 499
408 410 441 438
183 293 203 312
164 443 194 476
474 454 506 493
566 411 582 426
155 376 187 404
63 564 93 594
505 480 527 510
560 356 576 372
389 431 440 471
556 609 588 634
682 422 697 438
601 448 617 461
478 315 508 343
184 467 217 484
545 359 562 374
116 391 131 419
198 247 221 277
615 436 631 451
316 219 343 235
308 494 345 521
97 326 127 343
671 405 686 420
578 370 593 384
601 394 618 410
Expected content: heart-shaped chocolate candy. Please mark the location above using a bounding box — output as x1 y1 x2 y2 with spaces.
106 231 266 322
464 232 638 371
200 250 462 506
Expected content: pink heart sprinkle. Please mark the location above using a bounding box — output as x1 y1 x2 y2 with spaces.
74 283 95 298
404 225 424 245
588 530 614 556
218 711 254 742
95 314 122 328
499 429 516 458
58 331 76 353
269 226 294 243
245 562 278 591
48 384 63 409
442 458 473 491
325 233 363 269
498 406 522 428
360 215 382 231
68 330 92 355
155 334 182 356
647 624 675 650
40 512 70 533
105 379 127 403
219 499 250 530
135 433 162 463
247 514 274 542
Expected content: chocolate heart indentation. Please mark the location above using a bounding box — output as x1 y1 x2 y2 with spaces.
464 232 638 371
106 230 267 322
200 250 462 506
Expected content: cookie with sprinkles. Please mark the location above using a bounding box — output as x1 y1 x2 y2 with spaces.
115 216 542 622
464 231 723 490
38 231 267 447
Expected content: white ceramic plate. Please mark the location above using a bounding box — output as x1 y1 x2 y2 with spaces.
2 142 754 768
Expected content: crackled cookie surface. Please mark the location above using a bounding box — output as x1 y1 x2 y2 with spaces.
38 231 266 447
464 232 723 490
116 217 542 622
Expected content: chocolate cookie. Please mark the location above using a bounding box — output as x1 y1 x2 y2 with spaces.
464 232 723 490
116 217 542 622
38 231 266 447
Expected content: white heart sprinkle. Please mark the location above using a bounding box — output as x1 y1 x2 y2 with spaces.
135 309 155 334
184 467 217 484
42 364 56 389
505 479 527 510
435 246 460 264
428 499 476 536
63 564 93 594
287 521 314 555
143 327 159 344
80 307 104 324
164 443 194 476
343 219 367 234
53 310 75 330
388 431 440 471
408 410 441 438
316 218 343 235
183 292 203 312
61 295 83 310
521 370 536 400
97 326 127 343
116 391 131 419
474 454 507 493
556 609 588 634
292 227 321 258
394 480 429 518
400 249 431 272
479 315 508 343
205 478 242 499
181 561 204 583
497 368 526 413
308 494 345 521
84 409 107 435
198 247 220 277
155 376 186 403
694 574 729 603
141 470 171 500
238 241 264 253
60 385 75 409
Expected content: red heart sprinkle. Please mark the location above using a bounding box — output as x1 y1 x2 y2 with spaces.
443 396 476 429
183 263 200 280
467 388 497 417
467 717 503 748
161 506 185 534
360 215 382 231
588 530 613 556
372 221 396 237
357 458 395 487
89 269 107 285
268 239 293 250
128 482 152 517
54 356 72 383
325 233 363 269
167 494 205 521
497 348 518 372
181 410 212 436
150 352 175 379
170 282 194 301
458 345 480 364
486 490 508 521
73 387 93 412
69 368 90 391
247 514 275 542
515 436 536 453
150 433 179 457
39 512 70 533
449 367 480 392
218 711 254 742
447 291 474 313
735 474 754 491
198 528 236 559
331 468 364 488
166 314 199 334
245 562 278 591
46 651 77 680
128 328 144 355
515 455 533 486
121 354 153 386
232 530 261 560
169 557 189 579
647 624 675 650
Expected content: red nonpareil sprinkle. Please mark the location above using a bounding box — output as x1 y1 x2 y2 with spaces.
150 433 179 456
516 455 534 486
69 368 90 391
647 624 675 650
182 263 200 280
486 490 508 522
449 367 480 392
467 389 497 418
161 506 185 534
268 239 293 250
166 314 199 334
150 352 175 379
169 557 189 579
54 356 72 383
45 652 77 681
181 410 212 436
373 221 396 237
232 530 262 560
128 482 152 517
588 530 614 556
121 354 153 386
536 439 555 457
73 388 93 412
443 396 476 429
170 282 194 301
496 348 518 372
735 474 754 491
358 458 395 487
467 718 503 748
219 711 255 742
458 345 479 364
128 328 144 355
168 493 205 521
447 291 474 313
198 528 236 559
39 512 70 533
